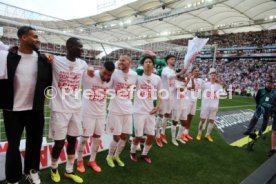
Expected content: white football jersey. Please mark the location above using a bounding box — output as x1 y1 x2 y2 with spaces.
201 81 222 108
82 70 112 117
49 56 87 113
186 78 205 102
133 73 161 114
108 69 138 115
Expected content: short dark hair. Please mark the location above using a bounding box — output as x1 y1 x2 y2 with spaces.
66 37 81 48
103 61 115 72
140 55 155 65
121 52 132 57
17 26 36 38
165 54 176 63
192 66 199 72
175 68 182 73
120 53 132 62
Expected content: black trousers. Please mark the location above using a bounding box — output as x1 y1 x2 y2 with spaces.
3 110 44 183
246 105 270 134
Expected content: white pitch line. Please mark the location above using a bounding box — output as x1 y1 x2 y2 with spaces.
195 104 255 111
165 104 255 129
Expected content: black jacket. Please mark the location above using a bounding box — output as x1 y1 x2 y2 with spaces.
272 92 276 115
0 50 52 111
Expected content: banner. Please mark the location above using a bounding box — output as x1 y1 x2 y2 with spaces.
215 109 271 147
0 134 113 181
183 37 209 72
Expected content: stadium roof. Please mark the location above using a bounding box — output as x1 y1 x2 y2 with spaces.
0 0 275 51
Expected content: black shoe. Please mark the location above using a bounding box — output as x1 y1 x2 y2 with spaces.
267 149 276 157
243 131 250 135
248 132 257 140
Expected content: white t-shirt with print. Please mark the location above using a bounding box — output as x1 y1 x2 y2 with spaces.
186 78 204 102
81 70 112 117
108 69 138 115
49 56 87 113
133 73 161 114
201 81 222 108
173 80 188 110
161 66 176 100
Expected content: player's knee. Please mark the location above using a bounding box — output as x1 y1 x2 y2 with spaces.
81 136 89 145
113 135 120 142
67 135 77 155
172 121 178 126
180 120 186 126
52 140 65 159
146 135 154 144
165 113 170 118
93 134 100 138
120 134 128 141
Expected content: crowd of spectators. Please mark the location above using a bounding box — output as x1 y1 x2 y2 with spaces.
1 29 275 95
193 59 276 96
170 30 276 48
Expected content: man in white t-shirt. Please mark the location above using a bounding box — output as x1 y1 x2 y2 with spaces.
106 54 138 168
182 67 204 141
156 55 176 147
76 61 115 173
0 26 52 184
130 55 161 164
49 37 87 184
196 68 224 142
171 75 189 146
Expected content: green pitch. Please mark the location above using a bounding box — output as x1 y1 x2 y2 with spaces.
0 96 272 183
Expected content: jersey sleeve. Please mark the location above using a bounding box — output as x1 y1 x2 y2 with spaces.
157 76 162 91
0 41 9 51
0 50 8 79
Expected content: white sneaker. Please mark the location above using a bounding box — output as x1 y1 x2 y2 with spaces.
7 182 19 184
176 138 186 144
172 139 179 146
26 169 41 184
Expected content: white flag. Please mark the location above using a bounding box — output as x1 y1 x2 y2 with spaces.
183 37 209 71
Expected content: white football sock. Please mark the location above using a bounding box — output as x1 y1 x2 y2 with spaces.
177 125 185 138
108 140 118 157
142 144 152 156
161 117 168 134
206 123 215 136
77 136 88 161
89 137 100 161
114 139 126 157
171 125 177 139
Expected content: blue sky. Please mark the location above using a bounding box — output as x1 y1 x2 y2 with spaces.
0 0 136 20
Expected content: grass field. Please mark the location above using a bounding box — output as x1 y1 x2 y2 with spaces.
4 96 267 184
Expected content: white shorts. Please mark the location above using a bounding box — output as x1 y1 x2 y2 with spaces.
159 98 173 115
82 116 105 137
172 109 187 121
133 114 155 137
49 111 82 140
186 100 197 115
200 106 218 120
106 114 132 135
